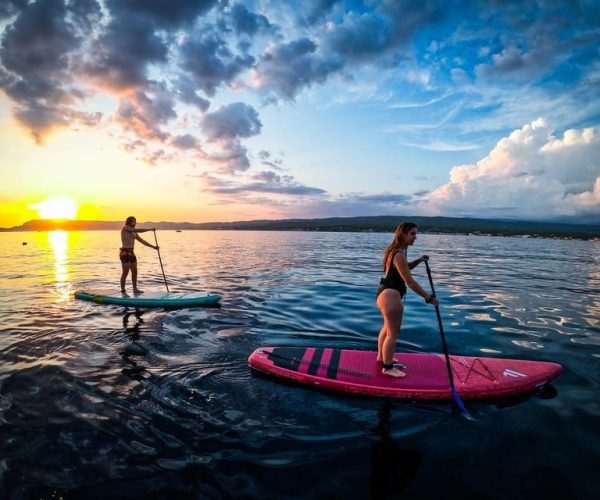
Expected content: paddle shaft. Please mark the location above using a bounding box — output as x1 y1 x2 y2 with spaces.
424 261 456 387
153 230 169 292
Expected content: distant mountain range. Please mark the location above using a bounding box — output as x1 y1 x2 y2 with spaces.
2 216 599 240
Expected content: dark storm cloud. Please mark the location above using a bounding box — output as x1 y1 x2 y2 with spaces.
325 12 390 61
179 34 255 97
324 1 443 62
83 11 168 90
230 3 272 35
254 38 342 100
0 1 447 147
201 102 262 142
0 0 28 19
84 0 218 91
175 76 211 111
252 2 444 101
303 0 339 25
0 0 102 141
105 0 218 29
473 0 600 82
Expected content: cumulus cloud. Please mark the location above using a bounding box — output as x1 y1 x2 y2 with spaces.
83 11 167 91
475 45 553 81
174 76 211 111
324 2 443 62
115 84 177 142
424 119 600 221
229 3 273 35
201 102 261 142
303 0 339 25
252 38 342 101
107 0 217 29
179 33 255 97
198 103 261 173
171 134 200 150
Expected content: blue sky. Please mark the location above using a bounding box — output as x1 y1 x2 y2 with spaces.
0 0 599 226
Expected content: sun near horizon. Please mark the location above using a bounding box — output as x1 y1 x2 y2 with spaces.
29 196 79 221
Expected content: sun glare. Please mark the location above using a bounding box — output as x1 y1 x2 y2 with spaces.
30 197 79 220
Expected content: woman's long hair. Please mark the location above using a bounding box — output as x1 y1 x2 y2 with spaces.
382 222 418 270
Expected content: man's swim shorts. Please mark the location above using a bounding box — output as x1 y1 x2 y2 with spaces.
119 248 137 264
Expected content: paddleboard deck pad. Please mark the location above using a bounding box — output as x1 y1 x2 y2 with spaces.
248 347 563 400
75 290 221 308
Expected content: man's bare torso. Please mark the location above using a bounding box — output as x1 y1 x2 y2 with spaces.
121 227 136 249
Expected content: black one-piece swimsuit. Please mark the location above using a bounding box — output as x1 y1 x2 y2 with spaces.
376 251 407 298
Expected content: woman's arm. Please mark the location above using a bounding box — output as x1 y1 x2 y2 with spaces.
395 253 438 305
408 254 429 270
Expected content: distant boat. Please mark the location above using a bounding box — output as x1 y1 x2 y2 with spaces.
176 229 182 232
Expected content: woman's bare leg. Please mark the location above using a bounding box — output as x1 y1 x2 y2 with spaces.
377 325 386 361
377 291 405 377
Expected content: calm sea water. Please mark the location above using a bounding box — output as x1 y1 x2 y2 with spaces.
0 230 598 499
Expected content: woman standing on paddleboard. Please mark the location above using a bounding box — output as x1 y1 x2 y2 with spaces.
377 222 439 377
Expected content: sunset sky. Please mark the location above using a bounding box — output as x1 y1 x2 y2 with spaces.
1 0 599 228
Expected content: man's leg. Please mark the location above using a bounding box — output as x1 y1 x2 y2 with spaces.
132 263 143 293
121 263 130 294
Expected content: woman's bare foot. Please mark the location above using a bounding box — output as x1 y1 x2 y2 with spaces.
377 357 406 370
382 367 406 378
121 289 129 297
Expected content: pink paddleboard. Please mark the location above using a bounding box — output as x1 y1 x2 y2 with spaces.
248 347 563 400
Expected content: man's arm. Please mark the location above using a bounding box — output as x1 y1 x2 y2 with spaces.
122 225 155 234
135 234 158 249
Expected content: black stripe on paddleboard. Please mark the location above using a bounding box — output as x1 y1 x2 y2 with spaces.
326 349 341 379
307 348 324 375
268 347 305 371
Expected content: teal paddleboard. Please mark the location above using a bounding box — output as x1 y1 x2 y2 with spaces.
74 290 221 308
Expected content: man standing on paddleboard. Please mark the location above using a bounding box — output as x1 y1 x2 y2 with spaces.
120 216 158 296
376 222 439 377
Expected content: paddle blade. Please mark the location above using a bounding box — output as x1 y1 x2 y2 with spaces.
451 387 473 419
